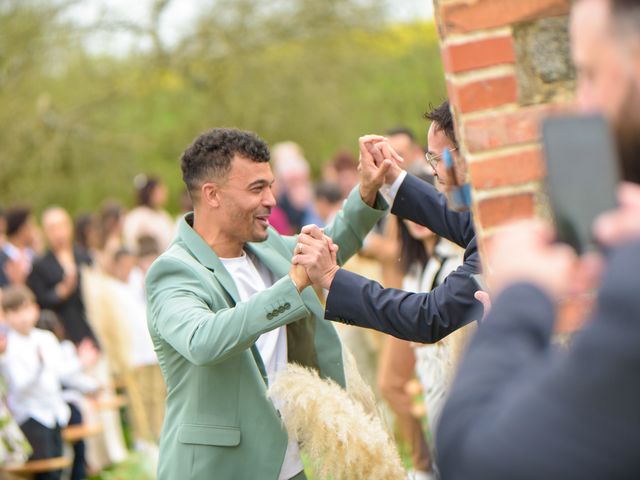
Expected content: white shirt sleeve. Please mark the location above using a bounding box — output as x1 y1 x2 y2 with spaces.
380 170 408 206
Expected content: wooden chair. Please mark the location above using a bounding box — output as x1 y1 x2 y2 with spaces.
91 394 128 411
62 423 103 443
3 456 71 478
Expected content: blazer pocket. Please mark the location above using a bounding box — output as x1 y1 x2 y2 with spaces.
177 424 241 447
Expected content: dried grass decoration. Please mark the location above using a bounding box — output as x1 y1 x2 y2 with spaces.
269 353 406 480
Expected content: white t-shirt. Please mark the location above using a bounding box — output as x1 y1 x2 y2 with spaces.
220 251 304 480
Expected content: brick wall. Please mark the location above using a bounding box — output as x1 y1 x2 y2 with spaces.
432 0 583 330
433 0 574 235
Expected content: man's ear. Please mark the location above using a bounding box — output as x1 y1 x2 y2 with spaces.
201 182 221 208
453 150 468 184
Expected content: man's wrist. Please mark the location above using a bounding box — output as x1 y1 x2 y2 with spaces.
359 185 378 207
385 164 402 186
290 270 309 293
320 266 340 290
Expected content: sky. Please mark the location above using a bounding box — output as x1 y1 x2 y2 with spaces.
65 0 434 54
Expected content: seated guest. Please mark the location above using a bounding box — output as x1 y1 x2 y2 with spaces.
27 207 96 346
0 288 33 466
0 206 37 287
37 310 100 480
314 181 343 226
1 285 70 480
123 175 175 253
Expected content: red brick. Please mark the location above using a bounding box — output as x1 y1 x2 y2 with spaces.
477 192 536 228
463 104 571 153
469 148 546 189
440 0 571 35
450 75 518 114
442 35 516 74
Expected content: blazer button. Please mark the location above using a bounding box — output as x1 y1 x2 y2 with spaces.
278 306 285 314
284 303 291 309
272 310 278 316
267 313 273 320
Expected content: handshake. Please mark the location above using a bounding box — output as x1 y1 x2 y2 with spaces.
289 225 340 292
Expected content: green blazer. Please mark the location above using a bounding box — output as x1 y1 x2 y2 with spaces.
145 187 387 480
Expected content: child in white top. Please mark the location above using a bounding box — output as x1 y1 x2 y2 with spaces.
1 285 69 480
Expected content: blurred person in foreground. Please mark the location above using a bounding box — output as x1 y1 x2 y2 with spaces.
435 0 640 478
145 128 389 480
294 102 481 344
27 207 97 346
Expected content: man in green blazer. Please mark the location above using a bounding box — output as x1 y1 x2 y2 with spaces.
145 128 391 480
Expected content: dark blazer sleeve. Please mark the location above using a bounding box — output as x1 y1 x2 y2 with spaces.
436 240 640 480
325 238 481 343
392 174 475 248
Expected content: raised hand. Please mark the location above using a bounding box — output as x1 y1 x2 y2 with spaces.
357 135 403 206
485 220 578 301
594 182 640 247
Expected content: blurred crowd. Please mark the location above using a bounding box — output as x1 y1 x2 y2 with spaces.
0 128 457 479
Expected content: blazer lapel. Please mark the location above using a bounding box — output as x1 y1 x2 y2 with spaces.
177 213 240 304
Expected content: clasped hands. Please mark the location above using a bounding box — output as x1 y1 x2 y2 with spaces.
289 225 339 292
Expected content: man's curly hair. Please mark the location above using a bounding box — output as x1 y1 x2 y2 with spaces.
180 128 270 195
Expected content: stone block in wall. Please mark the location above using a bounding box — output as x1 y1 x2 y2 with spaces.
514 16 576 105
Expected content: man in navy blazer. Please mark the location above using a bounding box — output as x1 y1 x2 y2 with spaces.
294 102 482 343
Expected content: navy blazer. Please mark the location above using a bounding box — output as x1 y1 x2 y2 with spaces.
436 240 640 479
324 174 482 343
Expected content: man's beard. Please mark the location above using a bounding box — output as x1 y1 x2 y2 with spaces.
614 80 640 184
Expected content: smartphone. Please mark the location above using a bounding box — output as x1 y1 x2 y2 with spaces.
542 114 621 254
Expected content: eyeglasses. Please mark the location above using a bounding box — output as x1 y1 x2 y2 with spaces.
425 148 458 169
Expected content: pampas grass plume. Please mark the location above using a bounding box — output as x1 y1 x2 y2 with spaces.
269 360 406 480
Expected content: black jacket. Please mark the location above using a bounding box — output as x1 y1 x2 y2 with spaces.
436 239 640 479
27 247 96 345
324 173 481 343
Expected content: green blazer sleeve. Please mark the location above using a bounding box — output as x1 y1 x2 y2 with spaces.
146 258 311 367
279 186 388 265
